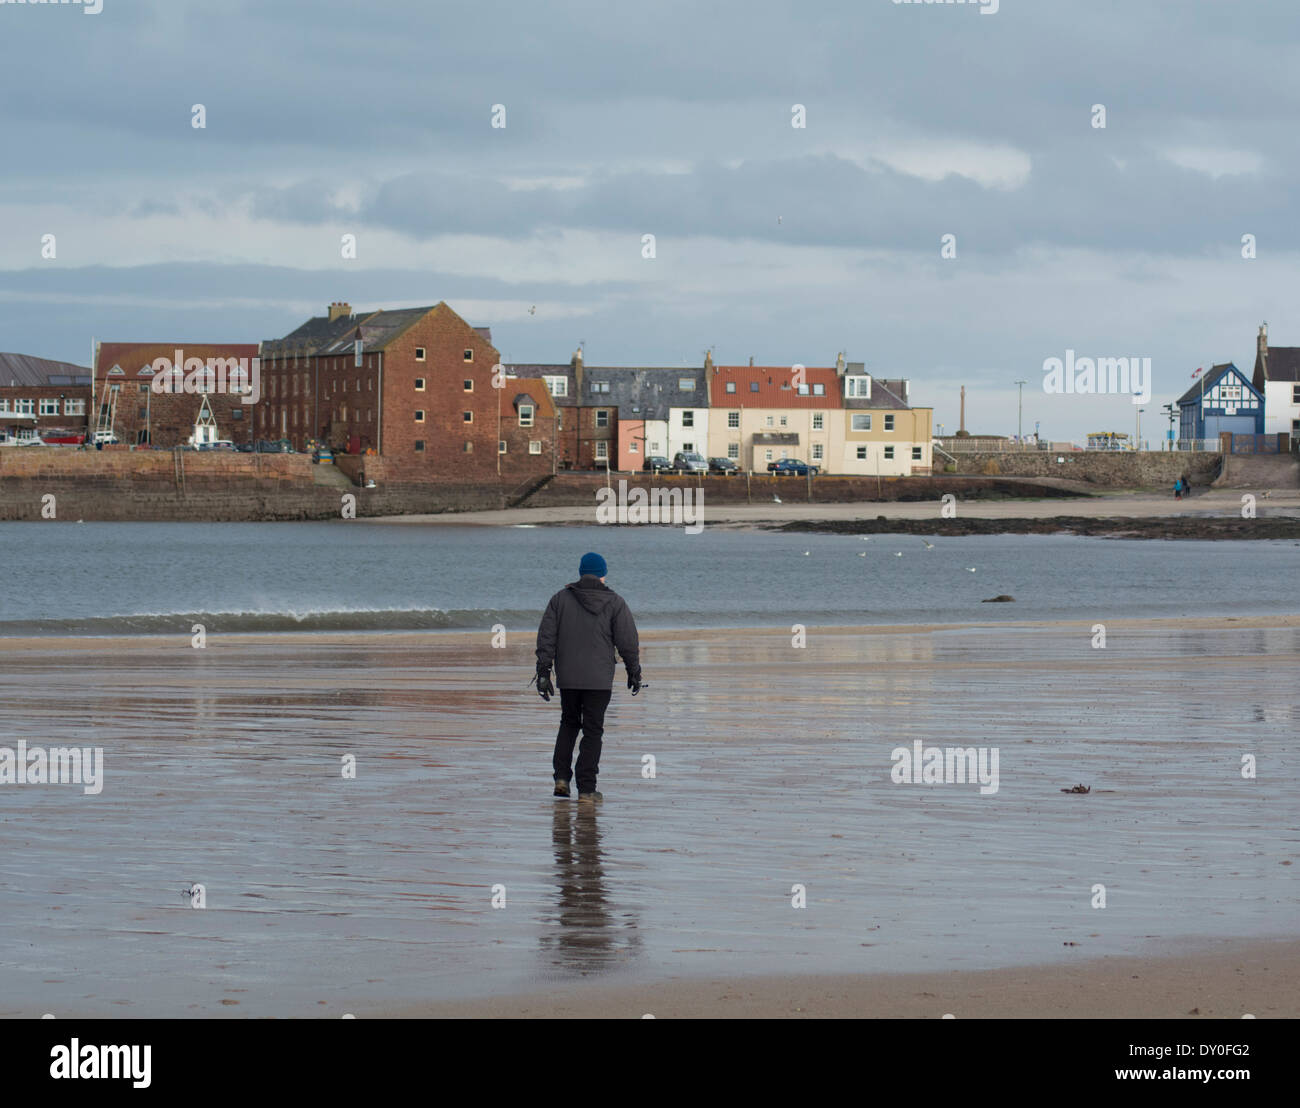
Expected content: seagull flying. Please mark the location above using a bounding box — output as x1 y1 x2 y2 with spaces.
922 540 935 549
966 567 977 573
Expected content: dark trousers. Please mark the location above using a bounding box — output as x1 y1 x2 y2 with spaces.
553 688 612 793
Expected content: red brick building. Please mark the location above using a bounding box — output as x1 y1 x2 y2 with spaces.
92 342 260 447
0 353 92 443
260 301 556 480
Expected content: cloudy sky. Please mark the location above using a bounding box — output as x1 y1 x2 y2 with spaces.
1 0 1296 441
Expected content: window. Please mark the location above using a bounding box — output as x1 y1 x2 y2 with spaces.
764 450 773 462
415 440 425 452
595 441 608 460
884 445 894 460
543 375 568 398
750 382 759 393
464 380 473 392
779 415 788 427
595 410 609 428
519 404 534 427
137 406 147 419
851 414 872 431
812 444 823 461
812 413 824 430
846 376 871 399
17 399 34 414
912 446 922 460
884 414 895 431
682 443 695 453
727 411 740 429
498 440 507 454
464 349 473 361
813 383 824 396
727 443 739 460
678 378 695 391
765 415 774 427
590 381 610 394
415 411 425 422
354 339 362 368
797 384 809 396
1293 384 1300 404
415 378 426 391
726 381 736 394
64 399 85 416
137 384 149 395
355 378 361 392
39 399 59 415
682 411 694 427
781 382 791 391
464 441 474 452
629 440 638 452
529 440 542 455
463 411 473 423
0 400 8 412
232 409 243 421
857 446 867 460
415 348 426 361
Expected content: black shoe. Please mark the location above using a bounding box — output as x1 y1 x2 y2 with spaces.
553 778 570 798
577 790 603 804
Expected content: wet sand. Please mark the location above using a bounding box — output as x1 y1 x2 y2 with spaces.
369 488 1300 528
0 617 1296 1018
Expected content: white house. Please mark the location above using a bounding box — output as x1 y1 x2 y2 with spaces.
1252 323 1300 440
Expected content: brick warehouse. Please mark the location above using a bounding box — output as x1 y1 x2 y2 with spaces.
0 352 91 442
92 342 260 447
260 301 556 481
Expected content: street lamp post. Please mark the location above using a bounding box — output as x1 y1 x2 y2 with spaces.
1135 406 1145 452
1015 379 1027 447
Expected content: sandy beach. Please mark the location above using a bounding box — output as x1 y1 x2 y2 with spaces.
0 616 1295 1018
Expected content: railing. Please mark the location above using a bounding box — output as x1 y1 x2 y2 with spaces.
1173 439 1221 452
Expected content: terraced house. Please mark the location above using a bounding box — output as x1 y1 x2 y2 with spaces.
506 351 708 470
261 301 555 480
706 355 933 475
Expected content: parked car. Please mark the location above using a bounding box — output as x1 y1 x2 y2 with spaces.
672 451 709 474
768 458 820 476
235 442 255 453
643 455 671 473
708 457 739 475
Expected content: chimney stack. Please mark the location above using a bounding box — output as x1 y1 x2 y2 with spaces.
704 349 713 372
748 355 754 367
836 351 845 374
1258 321 1269 364
328 301 352 322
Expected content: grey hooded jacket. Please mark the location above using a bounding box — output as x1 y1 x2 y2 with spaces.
536 575 640 690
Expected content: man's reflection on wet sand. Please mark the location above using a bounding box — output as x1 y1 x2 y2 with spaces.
539 804 641 974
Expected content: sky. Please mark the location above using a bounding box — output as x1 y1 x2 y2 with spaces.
1 0 1296 443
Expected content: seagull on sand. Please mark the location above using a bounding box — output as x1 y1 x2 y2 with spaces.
966 567 977 573
803 551 810 556
857 551 867 557
894 552 903 557
773 494 782 503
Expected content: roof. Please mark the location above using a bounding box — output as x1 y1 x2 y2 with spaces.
845 377 912 411
93 343 259 378
506 377 556 420
580 366 707 419
0 352 91 388
505 364 577 405
263 302 491 357
1256 345 1300 386
1176 362 1256 406
710 365 841 408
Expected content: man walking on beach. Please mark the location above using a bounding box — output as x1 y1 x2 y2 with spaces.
535 552 641 803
